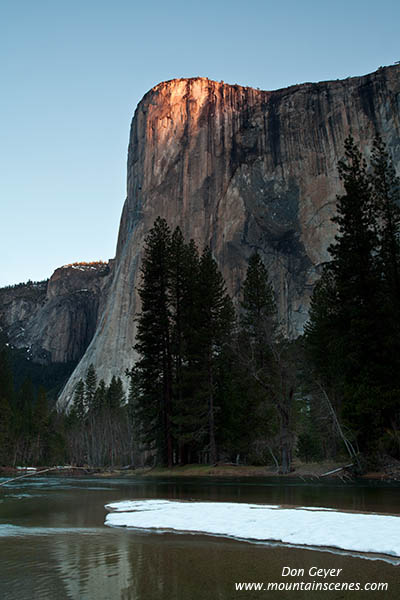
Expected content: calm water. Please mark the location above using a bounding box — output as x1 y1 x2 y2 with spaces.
0 475 399 599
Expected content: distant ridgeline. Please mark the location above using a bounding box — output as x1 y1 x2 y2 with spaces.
0 261 113 466
0 260 113 366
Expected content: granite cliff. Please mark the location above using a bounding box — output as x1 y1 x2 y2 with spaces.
40 66 400 406
0 262 113 365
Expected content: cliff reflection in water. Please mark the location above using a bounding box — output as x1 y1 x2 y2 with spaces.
53 532 133 599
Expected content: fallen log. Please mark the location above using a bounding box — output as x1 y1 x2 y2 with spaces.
0 465 86 487
320 464 354 477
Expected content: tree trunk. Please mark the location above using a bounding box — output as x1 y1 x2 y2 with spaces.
208 355 217 464
277 390 293 474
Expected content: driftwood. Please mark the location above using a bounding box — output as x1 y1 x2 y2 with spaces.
0 465 87 487
320 464 354 478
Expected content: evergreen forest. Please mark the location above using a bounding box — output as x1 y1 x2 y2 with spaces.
0 136 399 474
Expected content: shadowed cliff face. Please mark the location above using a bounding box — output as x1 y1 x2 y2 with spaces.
0 263 113 364
59 66 400 407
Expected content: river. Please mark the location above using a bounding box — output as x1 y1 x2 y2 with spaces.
0 475 399 599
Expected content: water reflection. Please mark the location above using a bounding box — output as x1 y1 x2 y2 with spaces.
52 533 133 599
0 477 399 599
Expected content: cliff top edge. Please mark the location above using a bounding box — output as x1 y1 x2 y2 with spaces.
139 63 400 106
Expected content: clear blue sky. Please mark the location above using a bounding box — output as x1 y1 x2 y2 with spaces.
1 0 399 286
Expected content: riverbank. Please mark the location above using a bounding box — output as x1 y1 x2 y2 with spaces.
2 459 399 482
2 469 400 599
125 461 400 481
113 462 347 479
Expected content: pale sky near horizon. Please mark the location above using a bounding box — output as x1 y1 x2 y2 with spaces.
1 0 399 287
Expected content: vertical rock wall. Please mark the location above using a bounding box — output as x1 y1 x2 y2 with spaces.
59 66 400 407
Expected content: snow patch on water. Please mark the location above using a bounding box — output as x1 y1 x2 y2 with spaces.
104 499 400 559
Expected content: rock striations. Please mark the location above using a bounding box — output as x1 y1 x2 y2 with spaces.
44 66 400 406
0 262 113 365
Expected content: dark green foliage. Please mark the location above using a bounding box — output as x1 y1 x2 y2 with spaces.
31 387 50 465
65 368 131 467
305 136 400 459
0 279 47 294
5 137 400 471
194 247 235 463
0 342 14 401
130 220 235 466
236 251 297 473
0 345 14 465
296 431 323 463
85 364 97 409
304 270 340 387
0 333 66 466
133 217 174 467
72 380 86 421
0 339 128 467
240 252 276 341
9 346 77 403
0 394 13 465
107 376 125 411
93 379 107 413
371 135 400 299
16 377 35 444
370 136 400 390
328 138 381 387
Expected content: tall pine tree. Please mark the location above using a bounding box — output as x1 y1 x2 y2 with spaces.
195 247 235 464
238 252 295 473
370 136 400 452
131 219 235 466
133 217 174 467
306 136 400 455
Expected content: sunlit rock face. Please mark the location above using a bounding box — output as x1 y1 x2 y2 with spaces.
59 65 400 407
0 262 113 364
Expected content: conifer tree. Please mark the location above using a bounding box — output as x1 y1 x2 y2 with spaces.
238 252 295 473
371 136 400 357
107 376 125 411
305 269 340 387
134 217 174 467
72 379 86 421
0 344 14 465
371 135 400 300
131 220 235 466
104 376 126 466
170 235 202 462
85 364 97 410
240 252 276 363
93 379 107 413
328 137 381 388
0 345 14 403
15 377 35 463
305 136 398 454
369 136 400 448
32 387 49 464
169 226 187 416
195 247 235 463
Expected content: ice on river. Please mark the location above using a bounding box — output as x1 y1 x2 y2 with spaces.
104 499 400 558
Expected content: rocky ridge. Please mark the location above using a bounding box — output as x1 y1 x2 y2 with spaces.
6 66 399 408
59 65 400 408
0 262 113 364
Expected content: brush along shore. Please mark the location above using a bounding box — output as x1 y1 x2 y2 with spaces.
1 460 399 481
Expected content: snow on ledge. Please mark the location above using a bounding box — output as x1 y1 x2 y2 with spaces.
104 500 400 558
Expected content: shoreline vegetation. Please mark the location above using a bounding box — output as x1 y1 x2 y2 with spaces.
1 460 399 482
1 137 399 476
